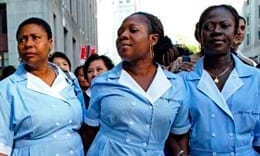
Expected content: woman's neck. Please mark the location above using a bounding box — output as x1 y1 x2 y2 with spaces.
123 59 156 76
25 63 56 86
204 53 233 70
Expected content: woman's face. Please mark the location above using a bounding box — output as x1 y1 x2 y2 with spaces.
87 59 108 84
17 24 53 68
116 14 156 62
77 67 89 90
52 57 70 72
234 19 246 46
200 7 235 56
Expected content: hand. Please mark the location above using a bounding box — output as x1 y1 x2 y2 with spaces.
179 62 194 72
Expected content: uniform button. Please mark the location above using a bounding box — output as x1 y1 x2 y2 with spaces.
56 122 60 126
149 106 153 109
51 105 55 108
69 150 74 154
230 152 234 156
131 102 136 106
228 132 233 137
211 113 215 118
67 133 71 137
56 153 60 156
145 124 150 129
143 142 147 146
69 120 72 123
53 134 57 138
211 133 216 137
212 152 217 156
126 138 131 143
129 121 134 125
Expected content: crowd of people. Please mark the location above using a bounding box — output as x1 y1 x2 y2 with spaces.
0 3 259 156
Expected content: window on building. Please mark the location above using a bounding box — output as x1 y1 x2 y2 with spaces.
0 4 7 34
247 0 249 5
64 27 68 53
258 31 260 40
259 5 260 18
246 16 250 25
126 0 130 3
246 34 250 45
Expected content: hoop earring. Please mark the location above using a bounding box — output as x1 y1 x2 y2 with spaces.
150 45 154 58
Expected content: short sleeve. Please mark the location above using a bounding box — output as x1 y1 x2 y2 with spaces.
84 82 102 127
170 78 191 135
0 92 14 155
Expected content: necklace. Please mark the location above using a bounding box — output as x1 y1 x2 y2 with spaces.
207 62 233 83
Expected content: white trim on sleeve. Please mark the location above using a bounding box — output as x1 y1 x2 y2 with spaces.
0 142 11 156
84 117 99 127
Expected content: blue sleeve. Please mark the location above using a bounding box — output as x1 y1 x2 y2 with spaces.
170 77 191 135
0 86 14 155
84 82 101 127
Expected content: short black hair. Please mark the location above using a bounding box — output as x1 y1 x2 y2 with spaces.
49 51 71 70
83 54 114 80
16 17 52 41
239 15 246 24
74 65 84 77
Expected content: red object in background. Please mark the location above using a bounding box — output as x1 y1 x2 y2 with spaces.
89 45 96 56
80 45 87 60
80 45 96 60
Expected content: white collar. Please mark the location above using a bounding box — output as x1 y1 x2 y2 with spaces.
118 66 171 104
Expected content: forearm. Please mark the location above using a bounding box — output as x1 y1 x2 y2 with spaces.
166 133 189 155
0 153 7 156
84 125 99 151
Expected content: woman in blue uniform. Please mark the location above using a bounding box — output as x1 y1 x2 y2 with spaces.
84 12 190 156
0 17 84 156
180 4 260 155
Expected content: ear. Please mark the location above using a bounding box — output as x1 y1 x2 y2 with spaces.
48 39 53 52
149 34 159 46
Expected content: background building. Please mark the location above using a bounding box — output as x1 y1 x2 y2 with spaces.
0 0 97 74
97 0 138 63
241 0 260 63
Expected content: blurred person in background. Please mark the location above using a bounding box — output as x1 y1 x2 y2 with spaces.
231 16 257 67
79 53 114 153
0 65 16 80
74 65 90 92
49 51 71 72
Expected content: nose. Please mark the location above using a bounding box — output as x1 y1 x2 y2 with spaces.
92 70 99 77
24 37 34 48
214 24 222 33
117 30 128 41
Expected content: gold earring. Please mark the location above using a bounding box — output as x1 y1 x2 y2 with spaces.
150 45 154 58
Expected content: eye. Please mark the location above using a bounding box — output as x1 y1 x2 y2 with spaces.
129 27 139 33
97 67 105 72
87 70 93 74
203 23 215 31
240 26 245 31
31 34 41 41
220 23 232 29
18 37 26 43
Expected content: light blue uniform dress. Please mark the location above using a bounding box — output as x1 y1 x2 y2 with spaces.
85 63 190 156
0 63 85 156
180 55 260 156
